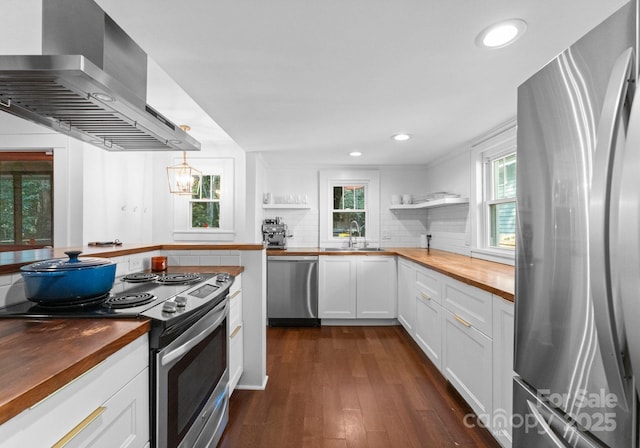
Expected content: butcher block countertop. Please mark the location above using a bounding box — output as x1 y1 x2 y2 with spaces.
0 265 244 426
0 318 150 425
268 247 515 301
392 248 514 301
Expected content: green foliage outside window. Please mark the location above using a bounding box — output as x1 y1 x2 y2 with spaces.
191 174 221 228
332 185 366 237
0 156 53 248
490 153 516 248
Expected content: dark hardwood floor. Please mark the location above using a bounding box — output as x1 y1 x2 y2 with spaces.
219 325 500 448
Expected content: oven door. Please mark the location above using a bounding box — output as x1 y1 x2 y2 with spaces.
155 298 229 448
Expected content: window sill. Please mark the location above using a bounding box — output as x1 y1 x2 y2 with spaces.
470 247 515 266
173 229 236 242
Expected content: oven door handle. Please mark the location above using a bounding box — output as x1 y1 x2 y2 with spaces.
161 301 228 367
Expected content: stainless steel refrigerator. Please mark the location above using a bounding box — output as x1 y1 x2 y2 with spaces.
514 1 640 446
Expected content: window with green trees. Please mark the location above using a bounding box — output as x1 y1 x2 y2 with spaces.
0 152 53 250
488 152 516 249
190 174 221 228
332 185 366 237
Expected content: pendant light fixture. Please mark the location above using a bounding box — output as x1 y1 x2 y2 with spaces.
166 125 202 195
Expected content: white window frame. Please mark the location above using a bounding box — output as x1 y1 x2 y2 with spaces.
319 170 380 247
173 158 235 241
470 122 516 265
330 183 368 238
190 173 222 229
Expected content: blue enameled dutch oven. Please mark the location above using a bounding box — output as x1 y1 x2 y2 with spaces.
20 250 116 304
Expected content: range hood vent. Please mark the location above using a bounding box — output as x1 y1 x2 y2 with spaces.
0 0 200 152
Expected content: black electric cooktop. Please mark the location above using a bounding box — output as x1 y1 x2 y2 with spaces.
0 272 232 320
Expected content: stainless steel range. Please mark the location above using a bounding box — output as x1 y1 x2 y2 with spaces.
0 271 234 448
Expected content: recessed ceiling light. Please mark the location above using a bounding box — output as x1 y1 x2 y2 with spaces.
391 133 411 141
476 19 527 49
349 151 362 157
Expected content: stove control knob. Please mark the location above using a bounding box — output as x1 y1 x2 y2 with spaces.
162 301 178 314
175 296 187 307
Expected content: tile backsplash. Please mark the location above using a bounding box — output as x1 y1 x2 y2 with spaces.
425 203 470 256
263 209 319 247
261 205 470 250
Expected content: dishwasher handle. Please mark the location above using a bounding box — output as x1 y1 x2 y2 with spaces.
268 256 318 262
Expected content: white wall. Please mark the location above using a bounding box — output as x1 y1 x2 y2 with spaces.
150 142 249 243
245 152 267 243
422 149 472 256
82 145 154 244
262 166 319 247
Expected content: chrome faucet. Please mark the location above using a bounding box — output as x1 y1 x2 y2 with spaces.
348 220 360 248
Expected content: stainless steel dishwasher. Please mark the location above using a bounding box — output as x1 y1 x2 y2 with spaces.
267 255 319 326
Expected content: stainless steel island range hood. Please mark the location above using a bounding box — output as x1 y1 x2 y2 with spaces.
0 0 200 152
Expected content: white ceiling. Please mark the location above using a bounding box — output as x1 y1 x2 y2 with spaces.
96 0 629 166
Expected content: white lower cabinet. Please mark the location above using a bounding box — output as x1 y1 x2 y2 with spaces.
319 256 396 319
492 296 515 448
0 334 150 448
397 258 515 447
356 256 397 318
441 275 494 428
413 265 444 369
319 256 358 318
228 274 244 394
415 290 443 370
442 309 493 424
397 259 415 332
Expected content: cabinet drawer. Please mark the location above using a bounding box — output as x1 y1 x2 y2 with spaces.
62 367 149 448
415 265 442 304
442 276 492 335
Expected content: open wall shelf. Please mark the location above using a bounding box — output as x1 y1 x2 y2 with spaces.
388 197 469 209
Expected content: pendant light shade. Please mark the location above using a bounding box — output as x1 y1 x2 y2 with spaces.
166 125 202 195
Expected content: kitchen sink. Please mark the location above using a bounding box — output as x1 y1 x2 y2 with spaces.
321 247 386 252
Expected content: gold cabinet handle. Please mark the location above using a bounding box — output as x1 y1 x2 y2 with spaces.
454 314 472 328
230 325 242 338
230 290 241 299
52 406 106 448
419 292 431 301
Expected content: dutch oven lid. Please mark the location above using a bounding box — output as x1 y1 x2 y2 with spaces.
20 251 114 272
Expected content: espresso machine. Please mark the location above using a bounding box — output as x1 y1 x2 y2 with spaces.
262 218 289 249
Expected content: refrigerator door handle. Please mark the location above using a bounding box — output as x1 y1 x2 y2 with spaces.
589 47 634 412
618 52 640 401
526 401 572 448
526 400 606 448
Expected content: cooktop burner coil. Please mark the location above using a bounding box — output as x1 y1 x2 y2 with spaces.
32 293 110 309
157 273 201 284
105 292 156 309
122 273 159 283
